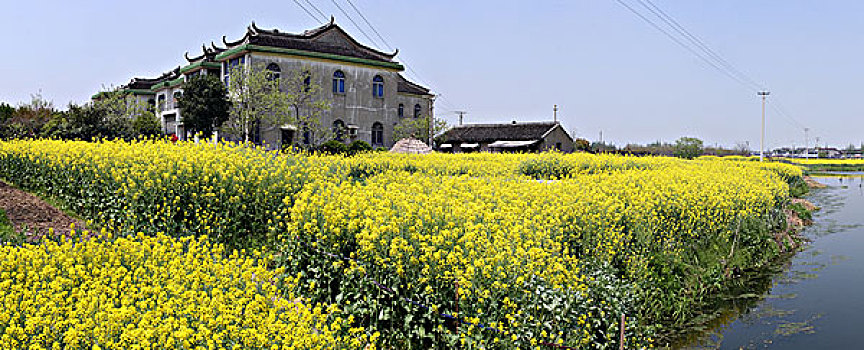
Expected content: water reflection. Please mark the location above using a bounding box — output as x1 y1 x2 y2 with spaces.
675 175 864 349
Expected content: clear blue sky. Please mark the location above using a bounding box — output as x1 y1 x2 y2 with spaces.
1 0 862 149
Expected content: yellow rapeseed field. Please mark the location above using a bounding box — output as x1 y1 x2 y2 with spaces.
0 230 368 349
0 139 805 349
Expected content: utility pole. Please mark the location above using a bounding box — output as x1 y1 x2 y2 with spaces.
553 104 558 123
804 127 809 158
455 111 467 126
429 96 436 146
816 137 821 157
758 91 770 161
599 130 603 144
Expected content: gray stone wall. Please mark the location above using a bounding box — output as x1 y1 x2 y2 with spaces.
245 53 434 150
539 125 575 152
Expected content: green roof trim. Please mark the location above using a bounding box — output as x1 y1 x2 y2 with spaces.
151 77 185 91
214 44 405 71
125 89 156 95
179 61 221 74
91 89 155 100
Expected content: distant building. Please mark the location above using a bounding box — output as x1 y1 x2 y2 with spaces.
438 121 573 153
94 19 434 148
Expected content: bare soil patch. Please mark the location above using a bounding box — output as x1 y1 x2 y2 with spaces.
0 181 84 241
804 176 827 189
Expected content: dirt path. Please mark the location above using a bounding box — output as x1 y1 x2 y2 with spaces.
0 181 84 240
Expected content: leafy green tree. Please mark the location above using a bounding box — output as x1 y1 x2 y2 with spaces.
133 112 161 137
91 89 152 140
65 103 108 140
348 140 372 155
590 141 616 153
573 138 590 151
177 75 231 139
2 93 55 139
0 103 14 123
394 114 448 143
674 136 704 159
319 140 348 154
282 68 331 147
225 63 292 143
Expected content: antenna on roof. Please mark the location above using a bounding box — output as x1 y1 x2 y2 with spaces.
330 15 335 25
455 111 468 125
553 104 558 123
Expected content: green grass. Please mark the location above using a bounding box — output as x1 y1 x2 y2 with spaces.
0 208 25 245
803 164 864 172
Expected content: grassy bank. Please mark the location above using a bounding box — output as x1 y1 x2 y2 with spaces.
0 139 807 349
780 158 864 172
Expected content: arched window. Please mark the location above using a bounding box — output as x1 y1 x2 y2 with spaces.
398 104 404 118
266 63 281 81
332 119 346 141
301 71 311 93
372 75 384 98
414 104 421 118
371 122 384 146
303 127 311 145
332 70 345 94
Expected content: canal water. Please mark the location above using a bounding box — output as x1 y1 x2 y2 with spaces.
682 175 864 349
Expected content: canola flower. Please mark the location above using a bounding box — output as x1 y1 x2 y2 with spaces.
0 231 368 350
0 139 805 349
780 158 864 165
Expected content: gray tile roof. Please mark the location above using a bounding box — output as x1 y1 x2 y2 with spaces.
223 21 398 63
440 121 561 143
396 74 431 95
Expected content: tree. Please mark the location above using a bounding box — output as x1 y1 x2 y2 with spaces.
2 93 55 139
734 142 751 156
348 140 372 155
674 137 704 159
133 112 161 137
63 103 108 140
282 68 331 147
320 140 348 154
91 88 152 140
394 114 448 143
590 141 616 153
573 138 590 152
177 75 231 139
0 103 13 123
225 63 292 143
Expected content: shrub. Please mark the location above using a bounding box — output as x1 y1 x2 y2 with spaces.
348 140 373 155
320 140 348 155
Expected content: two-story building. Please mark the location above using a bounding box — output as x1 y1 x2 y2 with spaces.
95 19 434 148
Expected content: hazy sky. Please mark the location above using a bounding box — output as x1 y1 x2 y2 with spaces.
1 0 862 148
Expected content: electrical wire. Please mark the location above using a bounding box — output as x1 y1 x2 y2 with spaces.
291 0 325 24
329 0 382 49
637 0 766 91
324 0 461 116
304 0 329 22
345 0 394 51
614 0 814 146
614 0 757 91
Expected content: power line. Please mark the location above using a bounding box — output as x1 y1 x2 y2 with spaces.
636 0 765 91
291 0 325 24
304 0 329 22
344 0 394 51
329 0 383 49
613 0 757 91
327 0 461 115
614 0 812 143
